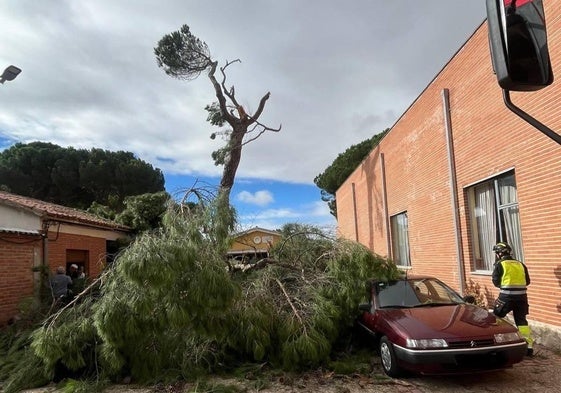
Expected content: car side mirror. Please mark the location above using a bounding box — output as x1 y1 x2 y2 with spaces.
358 302 371 312
463 295 476 304
486 0 553 91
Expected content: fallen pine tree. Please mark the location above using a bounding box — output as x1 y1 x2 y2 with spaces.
1 204 400 392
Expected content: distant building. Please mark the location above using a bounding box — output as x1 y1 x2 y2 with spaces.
0 191 130 325
228 227 281 263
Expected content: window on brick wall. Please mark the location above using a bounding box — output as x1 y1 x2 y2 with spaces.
467 171 523 272
391 211 411 267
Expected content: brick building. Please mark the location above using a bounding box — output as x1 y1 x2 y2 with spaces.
336 2 561 348
0 191 130 325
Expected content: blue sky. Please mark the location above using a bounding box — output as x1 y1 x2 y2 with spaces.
164 174 335 231
0 1 487 233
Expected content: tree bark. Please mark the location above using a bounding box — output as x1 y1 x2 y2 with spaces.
207 61 272 209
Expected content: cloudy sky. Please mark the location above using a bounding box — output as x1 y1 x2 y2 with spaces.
0 1 487 231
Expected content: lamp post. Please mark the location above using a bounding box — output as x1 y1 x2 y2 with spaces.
0 65 22 84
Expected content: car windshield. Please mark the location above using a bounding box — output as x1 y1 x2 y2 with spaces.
375 278 464 308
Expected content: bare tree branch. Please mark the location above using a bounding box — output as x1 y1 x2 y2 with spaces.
241 119 282 147
208 61 235 124
275 278 306 332
220 60 242 110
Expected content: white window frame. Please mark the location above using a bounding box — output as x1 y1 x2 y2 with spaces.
466 171 523 272
390 211 411 267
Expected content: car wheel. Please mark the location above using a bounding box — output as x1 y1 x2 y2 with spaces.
379 336 401 377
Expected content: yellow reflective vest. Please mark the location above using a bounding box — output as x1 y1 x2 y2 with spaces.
492 258 530 295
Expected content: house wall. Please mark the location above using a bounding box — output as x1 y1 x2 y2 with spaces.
229 230 281 253
0 229 108 325
0 233 42 325
337 1 561 336
1 216 126 325
46 231 107 277
0 204 41 232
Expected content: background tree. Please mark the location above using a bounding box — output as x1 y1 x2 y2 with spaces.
114 191 170 233
314 129 388 217
0 142 165 211
154 25 280 246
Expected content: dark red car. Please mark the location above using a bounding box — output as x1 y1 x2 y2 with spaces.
357 276 527 377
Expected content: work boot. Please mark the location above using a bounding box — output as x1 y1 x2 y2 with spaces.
526 348 534 357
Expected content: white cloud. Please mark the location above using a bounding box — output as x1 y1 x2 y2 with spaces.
0 1 486 185
308 201 332 217
238 201 336 230
236 190 274 206
0 1 485 231
246 208 299 220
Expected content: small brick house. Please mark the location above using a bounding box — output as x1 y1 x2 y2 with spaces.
0 191 130 325
336 2 561 347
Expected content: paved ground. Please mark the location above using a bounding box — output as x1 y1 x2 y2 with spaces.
241 343 561 393
421 346 561 392
361 343 561 393
20 344 561 393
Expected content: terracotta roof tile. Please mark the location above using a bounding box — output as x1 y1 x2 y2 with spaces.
0 191 130 231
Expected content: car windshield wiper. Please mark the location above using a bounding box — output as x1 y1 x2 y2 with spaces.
380 304 416 309
411 302 459 307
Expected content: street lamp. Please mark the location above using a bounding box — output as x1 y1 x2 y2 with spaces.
0 65 22 84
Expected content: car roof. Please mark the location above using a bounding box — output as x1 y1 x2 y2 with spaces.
370 275 437 283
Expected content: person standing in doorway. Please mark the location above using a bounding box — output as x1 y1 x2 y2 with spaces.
50 266 72 300
492 242 534 356
69 263 79 279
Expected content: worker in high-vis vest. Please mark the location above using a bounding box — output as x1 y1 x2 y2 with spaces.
492 242 534 356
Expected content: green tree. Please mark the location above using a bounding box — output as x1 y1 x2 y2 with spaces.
0 142 165 211
50 147 90 207
314 130 388 217
0 142 71 200
154 24 280 249
79 149 165 211
115 191 170 233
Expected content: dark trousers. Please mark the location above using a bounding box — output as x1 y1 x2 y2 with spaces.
493 293 529 326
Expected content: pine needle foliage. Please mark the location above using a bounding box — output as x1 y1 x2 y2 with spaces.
57 378 109 393
221 224 401 371
0 325 51 393
92 209 240 381
10 205 401 389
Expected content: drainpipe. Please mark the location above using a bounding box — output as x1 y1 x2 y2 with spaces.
442 88 466 295
351 183 359 242
380 153 392 258
41 220 50 269
36 220 50 306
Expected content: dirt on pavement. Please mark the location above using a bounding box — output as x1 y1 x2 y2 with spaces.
20 343 561 393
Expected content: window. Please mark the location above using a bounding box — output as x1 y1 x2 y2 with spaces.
467 171 523 271
390 212 410 267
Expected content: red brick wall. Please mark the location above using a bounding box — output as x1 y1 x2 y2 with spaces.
337 1 561 328
1 230 108 325
0 234 41 325
47 232 107 277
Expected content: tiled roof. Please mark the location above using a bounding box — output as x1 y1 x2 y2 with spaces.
0 191 130 231
0 227 41 235
234 226 281 237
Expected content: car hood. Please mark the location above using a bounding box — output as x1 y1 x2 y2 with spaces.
382 304 517 338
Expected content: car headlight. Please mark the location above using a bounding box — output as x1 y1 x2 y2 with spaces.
406 338 448 349
494 332 523 343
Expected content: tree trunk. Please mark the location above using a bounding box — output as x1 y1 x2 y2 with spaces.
219 123 245 207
